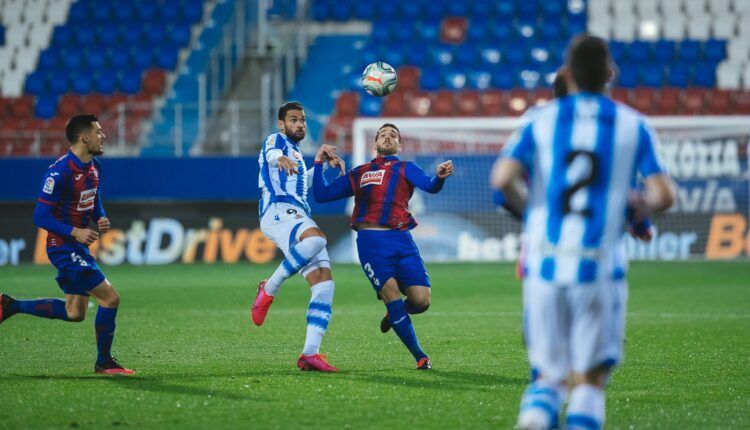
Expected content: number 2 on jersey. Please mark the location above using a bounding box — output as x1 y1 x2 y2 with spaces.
562 150 599 216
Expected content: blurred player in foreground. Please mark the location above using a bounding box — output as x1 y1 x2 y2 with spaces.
491 36 675 429
252 101 340 372
312 123 454 370
0 114 134 375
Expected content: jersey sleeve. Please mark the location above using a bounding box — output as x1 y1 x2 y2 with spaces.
92 160 106 220
312 161 354 202
635 120 666 178
404 162 445 193
263 134 284 167
500 123 536 171
36 163 65 206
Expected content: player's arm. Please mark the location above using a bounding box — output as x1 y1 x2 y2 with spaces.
404 162 451 193
93 191 110 234
631 120 676 214
264 136 297 175
312 161 354 202
490 124 535 217
34 169 99 245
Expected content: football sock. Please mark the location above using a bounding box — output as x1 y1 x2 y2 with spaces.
404 299 429 315
95 306 118 365
302 280 334 356
385 299 427 361
566 384 605 430
12 298 69 321
266 236 327 296
518 380 567 429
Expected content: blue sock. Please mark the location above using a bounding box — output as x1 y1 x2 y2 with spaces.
12 298 69 321
385 299 426 361
95 306 118 365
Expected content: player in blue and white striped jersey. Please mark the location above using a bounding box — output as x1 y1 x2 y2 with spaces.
253 101 342 372
491 36 675 430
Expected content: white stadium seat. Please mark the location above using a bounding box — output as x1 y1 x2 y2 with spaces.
717 61 741 89
712 17 736 39
727 40 750 63
683 0 707 16
662 15 687 39
708 0 733 16
742 65 750 89
687 16 711 39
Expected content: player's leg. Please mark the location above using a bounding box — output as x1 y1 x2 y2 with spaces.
0 293 75 323
296 255 338 372
564 281 627 430
379 279 431 369
517 278 570 430
380 234 431 333
88 280 134 375
379 285 430 333
252 205 327 325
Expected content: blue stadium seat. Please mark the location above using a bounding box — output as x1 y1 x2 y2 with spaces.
91 3 110 22
70 70 94 94
62 50 83 71
96 25 119 45
114 3 136 22
108 48 130 70
443 69 468 90
311 1 328 20
629 41 651 62
478 45 502 66
494 0 515 18
454 42 478 67
131 47 153 71
467 18 490 42
52 25 73 46
35 96 58 119
119 69 142 94
541 19 563 40
94 69 118 93
354 2 375 21
504 45 527 66
182 0 204 23
360 95 382 116
679 40 702 62
403 43 428 66
541 0 563 19
492 66 516 89
447 1 469 16
400 2 421 20
469 0 493 17
372 19 392 44
424 1 447 20
145 22 168 46
418 19 441 41
703 39 726 63
119 24 143 45
360 44 378 65
67 1 89 24
517 0 538 21
467 69 492 90
693 63 716 87
48 74 69 95
169 24 192 47
617 65 639 88
391 20 416 44
329 1 351 21
37 50 58 71
420 68 442 91
429 44 454 66
490 21 513 41
155 45 179 70
609 41 628 65
668 63 691 87
86 49 107 70
75 26 96 46
24 72 46 96
653 40 675 62
566 13 587 36
519 69 541 89
641 64 664 87
135 1 158 21
377 1 399 20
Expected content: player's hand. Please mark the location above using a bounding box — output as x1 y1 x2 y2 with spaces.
72 227 100 245
437 160 454 178
277 156 298 175
626 201 653 242
329 155 346 176
97 217 110 234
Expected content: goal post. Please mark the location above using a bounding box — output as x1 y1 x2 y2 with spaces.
343 115 750 262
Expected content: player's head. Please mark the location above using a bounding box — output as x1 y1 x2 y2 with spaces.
66 114 105 155
565 34 613 93
277 101 306 142
553 66 569 98
374 123 401 156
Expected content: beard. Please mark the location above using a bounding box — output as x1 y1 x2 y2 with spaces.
288 129 306 142
376 142 397 156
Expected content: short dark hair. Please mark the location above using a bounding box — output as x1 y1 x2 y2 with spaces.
553 71 568 98
65 114 98 144
566 34 611 93
278 101 304 120
375 123 400 142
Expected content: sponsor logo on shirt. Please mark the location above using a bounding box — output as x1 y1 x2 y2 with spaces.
43 178 55 194
77 188 97 211
361 170 385 187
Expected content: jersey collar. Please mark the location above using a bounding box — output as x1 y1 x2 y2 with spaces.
68 151 92 169
372 155 400 162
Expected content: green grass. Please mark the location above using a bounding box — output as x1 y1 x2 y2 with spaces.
0 262 748 429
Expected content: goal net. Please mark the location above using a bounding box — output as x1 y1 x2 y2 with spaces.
341 115 750 262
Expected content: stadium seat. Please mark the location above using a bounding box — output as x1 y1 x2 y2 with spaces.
632 88 655 113
81 94 106 113
617 65 639 88
467 69 492 90
682 88 706 114
707 89 732 113
693 63 717 87
359 95 382 117
396 66 420 92
679 40 702 62
735 90 750 113
629 41 651 62
444 69 468 90
431 90 455 117
440 17 468 44
381 90 407 116
57 94 81 118
611 88 630 104
420 68 442 91
35 95 58 119
668 63 691 87
335 91 359 117
480 90 508 117
407 91 432 116
653 40 676 62
641 64 664 87
456 90 482 116
704 40 727 63
657 88 681 114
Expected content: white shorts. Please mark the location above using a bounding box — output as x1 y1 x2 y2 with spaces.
260 202 330 278
523 277 628 383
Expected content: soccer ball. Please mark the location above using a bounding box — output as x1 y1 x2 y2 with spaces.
361 62 397 96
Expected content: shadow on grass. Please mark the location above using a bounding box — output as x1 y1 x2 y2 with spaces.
348 369 526 392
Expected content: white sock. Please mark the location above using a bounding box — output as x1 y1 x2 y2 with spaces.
517 380 567 429
302 280 334 356
566 384 605 429
265 236 327 296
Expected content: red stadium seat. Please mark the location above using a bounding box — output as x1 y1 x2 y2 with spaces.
610 88 630 105
57 94 83 118
81 94 106 114
531 89 554 106
0 98 11 120
440 17 468 44
481 90 506 116
406 90 432 116
396 66 420 92
735 90 750 114
44 117 68 131
456 90 482 116
682 88 706 115
507 89 530 116
707 89 732 114
431 90 455 116
323 115 352 144
381 90 407 116
335 91 359 118
656 88 680 115
9 95 34 119
631 88 655 114
142 69 167 96
104 93 129 113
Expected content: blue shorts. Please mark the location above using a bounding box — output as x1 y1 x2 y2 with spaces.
356 229 430 293
48 246 106 296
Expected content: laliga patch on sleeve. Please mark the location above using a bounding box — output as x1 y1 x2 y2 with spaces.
43 177 55 194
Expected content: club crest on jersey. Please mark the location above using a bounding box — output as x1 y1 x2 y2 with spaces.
43 177 55 194
292 151 301 160
361 169 385 187
77 188 97 211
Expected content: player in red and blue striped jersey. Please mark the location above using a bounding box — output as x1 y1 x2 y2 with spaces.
0 115 133 375
313 123 454 369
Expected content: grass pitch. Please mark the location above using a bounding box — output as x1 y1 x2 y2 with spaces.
0 262 748 429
